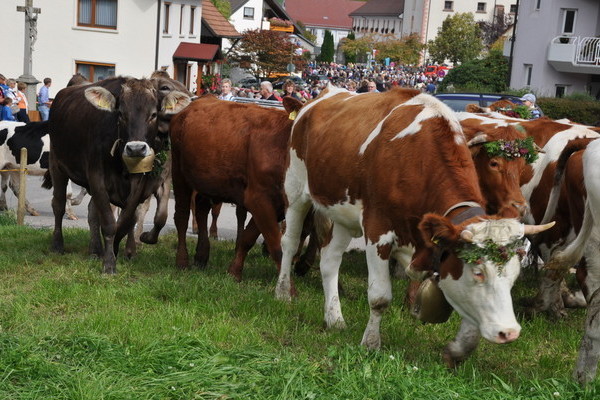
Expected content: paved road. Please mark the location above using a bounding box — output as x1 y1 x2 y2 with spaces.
6 175 365 250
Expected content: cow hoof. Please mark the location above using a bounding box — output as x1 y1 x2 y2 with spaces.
275 282 293 302
227 268 242 282
442 347 463 370
209 230 218 240
28 209 40 217
293 259 312 276
66 213 78 221
102 267 117 274
140 232 158 245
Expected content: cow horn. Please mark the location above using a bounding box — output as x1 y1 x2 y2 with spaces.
467 133 488 147
460 230 474 242
533 143 545 154
523 221 555 235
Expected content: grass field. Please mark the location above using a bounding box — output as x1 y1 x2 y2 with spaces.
0 219 598 399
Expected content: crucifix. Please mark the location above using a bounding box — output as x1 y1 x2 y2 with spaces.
17 0 42 111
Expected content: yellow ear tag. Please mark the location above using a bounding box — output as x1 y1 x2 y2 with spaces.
289 111 297 121
98 99 111 109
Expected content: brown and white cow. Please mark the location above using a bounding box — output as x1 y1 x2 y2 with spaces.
276 86 552 365
169 96 303 281
41 76 190 273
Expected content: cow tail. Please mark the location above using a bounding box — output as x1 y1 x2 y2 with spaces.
541 138 596 224
41 170 53 190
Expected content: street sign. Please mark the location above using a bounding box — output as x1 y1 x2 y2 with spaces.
286 63 296 73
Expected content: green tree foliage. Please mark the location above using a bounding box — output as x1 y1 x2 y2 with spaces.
438 50 508 92
295 21 317 43
319 30 335 62
343 31 356 63
375 33 425 65
229 29 300 79
428 13 483 64
538 98 600 125
211 0 231 18
340 34 377 64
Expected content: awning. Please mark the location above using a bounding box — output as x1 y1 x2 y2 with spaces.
172 42 219 62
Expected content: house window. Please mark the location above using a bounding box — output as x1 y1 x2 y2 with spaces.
243 7 254 19
78 0 117 29
477 2 486 12
76 61 115 82
190 6 196 35
509 4 517 13
562 9 577 35
163 3 170 34
556 85 567 98
179 5 184 35
525 64 532 86
444 1 453 11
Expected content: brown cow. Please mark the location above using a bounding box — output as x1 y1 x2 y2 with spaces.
276 86 552 366
170 96 303 281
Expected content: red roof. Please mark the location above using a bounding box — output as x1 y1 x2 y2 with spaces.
173 42 220 62
202 0 241 38
285 0 364 29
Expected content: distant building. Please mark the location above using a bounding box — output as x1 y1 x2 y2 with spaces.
507 0 600 98
285 0 363 61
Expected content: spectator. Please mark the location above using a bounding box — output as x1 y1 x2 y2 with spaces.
1 97 16 121
0 74 8 101
426 81 436 94
520 93 541 120
218 78 235 101
346 80 357 92
259 81 281 101
281 79 303 102
367 80 379 93
15 82 30 123
38 77 52 121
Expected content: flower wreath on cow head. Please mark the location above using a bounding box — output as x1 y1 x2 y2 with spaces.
482 136 539 164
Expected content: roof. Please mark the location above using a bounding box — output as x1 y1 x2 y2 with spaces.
349 0 405 17
229 0 249 14
173 42 220 62
202 0 241 39
285 0 364 30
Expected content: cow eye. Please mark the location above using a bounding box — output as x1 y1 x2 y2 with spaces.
473 269 485 283
150 112 157 120
489 160 500 169
160 85 170 91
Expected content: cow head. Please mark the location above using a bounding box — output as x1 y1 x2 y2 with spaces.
151 74 193 135
418 213 554 344
84 78 189 173
467 131 532 218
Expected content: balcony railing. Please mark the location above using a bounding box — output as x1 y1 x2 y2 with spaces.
547 36 600 74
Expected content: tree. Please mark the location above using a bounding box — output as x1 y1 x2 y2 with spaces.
438 50 508 92
343 31 357 63
479 14 511 49
375 33 425 65
319 30 335 62
228 29 300 79
340 34 377 64
211 0 231 18
428 13 483 64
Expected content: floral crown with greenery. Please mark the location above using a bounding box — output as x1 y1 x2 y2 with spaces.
482 136 539 164
456 239 527 275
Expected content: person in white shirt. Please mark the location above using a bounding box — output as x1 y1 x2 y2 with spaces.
218 79 235 101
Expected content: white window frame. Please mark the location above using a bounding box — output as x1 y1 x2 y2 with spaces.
243 7 254 19
163 2 171 35
555 85 568 98
562 9 577 35
189 6 196 36
444 1 453 11
477 2 486 12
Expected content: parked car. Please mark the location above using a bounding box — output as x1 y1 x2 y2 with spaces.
236 77 260 89
272 76 307 90
434 93 544 116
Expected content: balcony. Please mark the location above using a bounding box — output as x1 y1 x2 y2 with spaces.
547 36 600 74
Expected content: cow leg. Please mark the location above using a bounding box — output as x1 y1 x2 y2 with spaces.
87 200 103 258
235 206 247 237
321 223 352 329
532 268 568 319
443 319 481 368
276 198 312 301
228 217 262 281
209 203 222 239
50 168 70 254
124 222 137 259
8 173 40 216
135 197 151 244
361 242 392 350
190 191 198 234
65 181 78 220
70 185 87 206
91 194 118 274
140 174 171 245
173 170 193 269
0 172 8 211
192 194 212 269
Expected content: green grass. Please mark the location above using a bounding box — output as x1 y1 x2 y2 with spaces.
0 224 598 399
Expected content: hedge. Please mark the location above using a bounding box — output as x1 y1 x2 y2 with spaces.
537 97 600 126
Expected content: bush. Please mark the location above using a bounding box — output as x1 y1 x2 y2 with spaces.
439 50 508 93
0 211 17 226
538 97 600 125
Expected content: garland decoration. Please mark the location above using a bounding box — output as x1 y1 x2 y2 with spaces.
483 136 539 164
496 105 532 120
456 239 527 275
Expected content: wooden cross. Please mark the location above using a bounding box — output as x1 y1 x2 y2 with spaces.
16 0 42 110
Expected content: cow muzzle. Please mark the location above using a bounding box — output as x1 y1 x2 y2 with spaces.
122 143 155 174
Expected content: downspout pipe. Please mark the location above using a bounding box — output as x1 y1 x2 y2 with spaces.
507 0 519 88
155 0 162 71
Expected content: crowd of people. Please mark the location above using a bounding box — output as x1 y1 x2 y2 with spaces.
0 73 51 122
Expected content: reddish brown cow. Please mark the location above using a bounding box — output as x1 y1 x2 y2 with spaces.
276 86 552 366
170 96 303 281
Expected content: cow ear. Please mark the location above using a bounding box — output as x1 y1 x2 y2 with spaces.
418 213 461 248
282 97 303 118
161 91 191 114
84 86 116 111
465 104 485 113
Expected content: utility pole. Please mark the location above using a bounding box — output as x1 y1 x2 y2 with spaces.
17 0 41 109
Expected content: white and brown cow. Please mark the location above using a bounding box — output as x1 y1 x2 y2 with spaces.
276 86 552 366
